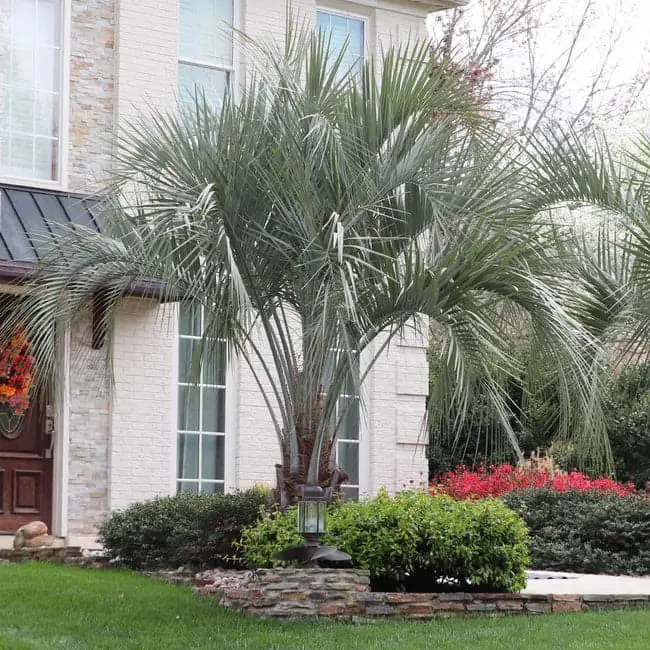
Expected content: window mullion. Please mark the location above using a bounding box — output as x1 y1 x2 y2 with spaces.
178 57 234 73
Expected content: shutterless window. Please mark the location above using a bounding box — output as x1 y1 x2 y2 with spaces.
179 0 234 110
316 10 364 79
327 350 360 501
177 304 227 494
0 0 62 181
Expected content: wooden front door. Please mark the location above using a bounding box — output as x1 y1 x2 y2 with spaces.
0 404 52 533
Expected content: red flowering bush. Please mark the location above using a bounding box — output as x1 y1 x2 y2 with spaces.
431 463 636 500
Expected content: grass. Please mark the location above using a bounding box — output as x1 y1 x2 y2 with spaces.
1 564 650 649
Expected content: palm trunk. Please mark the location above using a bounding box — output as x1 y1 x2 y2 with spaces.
277 423 340 505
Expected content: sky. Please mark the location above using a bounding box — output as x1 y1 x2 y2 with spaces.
429 0 650 139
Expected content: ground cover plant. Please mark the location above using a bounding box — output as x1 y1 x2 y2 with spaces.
2 564 650 650
237 489 529 592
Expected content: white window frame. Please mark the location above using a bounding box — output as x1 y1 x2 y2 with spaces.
328 347 366 500
335 386 361 499
316 5 369 78
178 0 239 109
176 304 229 495
0 0 70 189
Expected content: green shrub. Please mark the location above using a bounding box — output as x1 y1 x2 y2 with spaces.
99 488 271 570
237 490 529 592
604 364 650 488
430 360 650 488
502 489 650 574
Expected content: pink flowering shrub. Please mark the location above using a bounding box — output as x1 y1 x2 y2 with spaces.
430 463 636 500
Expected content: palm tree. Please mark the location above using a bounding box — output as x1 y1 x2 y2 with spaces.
0 25 610 503
524 130 650 359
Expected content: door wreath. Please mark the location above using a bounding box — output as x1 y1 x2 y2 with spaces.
0 331 35 439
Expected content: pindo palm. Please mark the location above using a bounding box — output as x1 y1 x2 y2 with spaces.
0 22 610 503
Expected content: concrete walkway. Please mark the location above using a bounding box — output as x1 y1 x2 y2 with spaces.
524 570 650 595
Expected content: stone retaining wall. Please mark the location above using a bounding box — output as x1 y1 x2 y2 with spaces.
196 568 650 620
3 560 649 621
0 547 83 564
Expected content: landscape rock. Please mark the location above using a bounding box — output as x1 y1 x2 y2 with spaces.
13 521 49 549
23 535 55 548
20 521 48 539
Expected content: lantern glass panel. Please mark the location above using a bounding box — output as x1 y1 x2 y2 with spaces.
298 500 327 535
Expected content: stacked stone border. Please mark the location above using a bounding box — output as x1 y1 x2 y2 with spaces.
0 546 108 568
191 568 650 620
0 547 83 564
3 557 650 620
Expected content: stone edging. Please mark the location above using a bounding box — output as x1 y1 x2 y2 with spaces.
0 547 83 563
190 568 650 620
3 557 649 621
0 546 113 568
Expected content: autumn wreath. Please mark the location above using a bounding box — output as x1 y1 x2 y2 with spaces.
0 331 35 416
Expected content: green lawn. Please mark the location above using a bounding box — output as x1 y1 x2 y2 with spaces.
1 564 650 649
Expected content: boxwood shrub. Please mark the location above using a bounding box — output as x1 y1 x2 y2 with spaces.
502 489 650 574
99 488 271 570
237 490 529 592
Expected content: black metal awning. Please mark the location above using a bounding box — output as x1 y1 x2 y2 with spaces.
0 183 173 303
0 183 101 266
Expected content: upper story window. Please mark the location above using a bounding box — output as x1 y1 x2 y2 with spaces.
0 0 63 182
316 9 365 79
179 0 234 110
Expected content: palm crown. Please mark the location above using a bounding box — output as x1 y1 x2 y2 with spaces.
0 24 612 500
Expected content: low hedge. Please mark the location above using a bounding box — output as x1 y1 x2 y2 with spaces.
99 488 271 570
502 489 650 574
237 490 529 592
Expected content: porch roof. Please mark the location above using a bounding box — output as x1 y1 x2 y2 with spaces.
0 183 171 301
0 183 100 265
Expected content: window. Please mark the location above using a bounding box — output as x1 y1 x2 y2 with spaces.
179 0 234 110
329 350 361 500
316 9 365 79
0 0 63 182
177 304 227 494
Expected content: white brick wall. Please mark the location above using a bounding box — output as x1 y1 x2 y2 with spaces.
114 0 179 124
108 299 177 510
58 0 438 540
364 330 429 495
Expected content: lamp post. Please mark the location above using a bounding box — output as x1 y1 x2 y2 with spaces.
297 485 327 548
274 483 351 567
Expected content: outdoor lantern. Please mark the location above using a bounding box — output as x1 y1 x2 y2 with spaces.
297 485 327 544
274 484 351 567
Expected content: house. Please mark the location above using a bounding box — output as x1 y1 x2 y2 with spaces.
0 0 462 547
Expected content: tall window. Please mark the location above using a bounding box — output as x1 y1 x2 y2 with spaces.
177 304 227 494
179 0 234 110
0 0 62 181
316 9 364 79
329 351 360 500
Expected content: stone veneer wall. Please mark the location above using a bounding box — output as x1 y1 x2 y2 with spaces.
68 0 115 193
67 315 111 536
201 569 650 620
